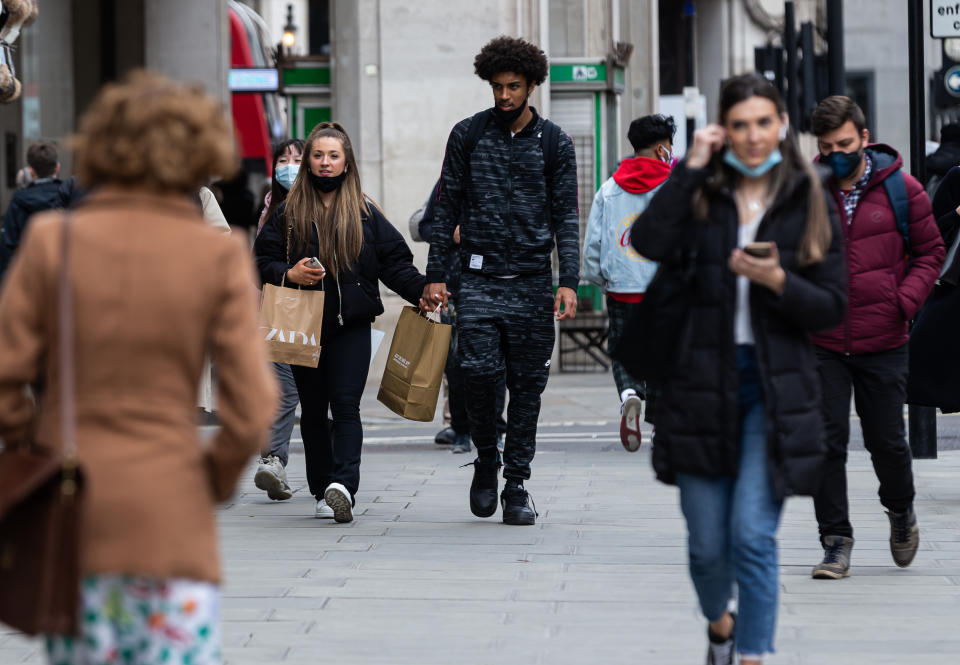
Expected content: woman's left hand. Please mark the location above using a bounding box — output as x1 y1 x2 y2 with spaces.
728 244 787 295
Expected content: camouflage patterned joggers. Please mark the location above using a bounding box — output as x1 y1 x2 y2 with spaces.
456 272 555 480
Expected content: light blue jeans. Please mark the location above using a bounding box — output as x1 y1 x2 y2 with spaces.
264 362 299 466
675 345 784 658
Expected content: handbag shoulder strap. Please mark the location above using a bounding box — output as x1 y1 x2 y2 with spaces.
58 216 77 464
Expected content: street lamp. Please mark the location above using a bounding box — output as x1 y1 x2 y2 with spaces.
282 4 297 54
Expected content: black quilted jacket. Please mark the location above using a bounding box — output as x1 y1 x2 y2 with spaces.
631 162 847 499
426 108 580 290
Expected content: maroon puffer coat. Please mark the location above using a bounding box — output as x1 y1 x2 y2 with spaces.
810 144 944 354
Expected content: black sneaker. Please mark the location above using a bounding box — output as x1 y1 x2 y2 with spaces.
705 613 735 665
500 482 537 526
887 506 919 568
435 427 455 445
464 455 501 517
450 432 472 454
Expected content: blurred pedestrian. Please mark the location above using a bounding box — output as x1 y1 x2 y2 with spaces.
907 165 960 411
582 113 676 450
924 122 960 197
254 122 426 523
422 36 580 526
0 70 276 665
253 138 305 502
808 96 944 580
417 178 508 454
0 141 62 280
631 74 846 664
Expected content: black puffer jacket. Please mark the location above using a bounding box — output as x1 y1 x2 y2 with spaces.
0 177 63 279
630 162 847 498
425 108 580 290
255 201 425 331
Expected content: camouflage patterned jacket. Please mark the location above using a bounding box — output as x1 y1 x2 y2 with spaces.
425 108 580 291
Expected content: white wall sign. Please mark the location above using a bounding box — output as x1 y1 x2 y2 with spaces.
932 1 960 38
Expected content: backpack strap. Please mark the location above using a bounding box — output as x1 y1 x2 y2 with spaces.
463 110 491 158
882 170 911 259
539 118 562 176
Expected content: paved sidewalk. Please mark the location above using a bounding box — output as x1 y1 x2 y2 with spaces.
5 433 960 664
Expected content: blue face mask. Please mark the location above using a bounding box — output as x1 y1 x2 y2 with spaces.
275 163 299 190
723 148 783 178
821 149 862 180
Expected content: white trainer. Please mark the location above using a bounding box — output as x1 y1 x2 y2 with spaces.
323 482 354 523
619 394 643 452
254 456 293 501
315 499 335 519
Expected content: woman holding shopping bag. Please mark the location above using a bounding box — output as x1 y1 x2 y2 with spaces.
255 122 427 523
630 75 846 664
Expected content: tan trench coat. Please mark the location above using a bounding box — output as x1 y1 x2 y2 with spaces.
0 187 276 583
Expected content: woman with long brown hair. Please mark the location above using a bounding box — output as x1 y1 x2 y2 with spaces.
630 75 847 664
254 122 425 523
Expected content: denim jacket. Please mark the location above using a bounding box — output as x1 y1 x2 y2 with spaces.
582 158 667 294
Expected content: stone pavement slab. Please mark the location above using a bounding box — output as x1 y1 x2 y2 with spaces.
5 428 960 664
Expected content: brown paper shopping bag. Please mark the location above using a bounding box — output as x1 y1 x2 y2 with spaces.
259 283 325 367
377 306 451 421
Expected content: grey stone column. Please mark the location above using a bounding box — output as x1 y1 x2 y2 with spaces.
144 0 231 107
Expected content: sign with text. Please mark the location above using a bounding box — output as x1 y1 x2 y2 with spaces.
228 68 279 93
932 1 960 38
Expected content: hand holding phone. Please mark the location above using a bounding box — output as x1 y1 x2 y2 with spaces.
304 257 324 270
743 242 773 259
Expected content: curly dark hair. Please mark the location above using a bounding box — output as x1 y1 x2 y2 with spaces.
474 36 548 86
627 114 677 152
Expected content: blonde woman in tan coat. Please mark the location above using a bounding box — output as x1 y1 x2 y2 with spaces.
0 71 277 665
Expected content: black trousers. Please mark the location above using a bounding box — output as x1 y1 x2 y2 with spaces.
457 273 555 480
814 345 916 539
444 306 507 436
291 323 370 501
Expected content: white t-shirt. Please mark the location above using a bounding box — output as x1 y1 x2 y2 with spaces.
735 210 765 345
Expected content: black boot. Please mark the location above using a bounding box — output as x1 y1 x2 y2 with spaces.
465 454 501 518
501 480 537 526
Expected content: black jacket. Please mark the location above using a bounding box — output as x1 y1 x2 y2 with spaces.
0 177 63 279
418 179 462 297
926 141 960 184
630 162 847 499
425 108 580 290
254 201 425 330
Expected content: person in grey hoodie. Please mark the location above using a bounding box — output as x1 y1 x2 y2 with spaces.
582 114 676 452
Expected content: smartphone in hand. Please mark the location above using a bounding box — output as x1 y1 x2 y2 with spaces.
743 242 773 258
304 257 324 270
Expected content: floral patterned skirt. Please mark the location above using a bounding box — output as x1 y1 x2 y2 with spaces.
45 575 220 665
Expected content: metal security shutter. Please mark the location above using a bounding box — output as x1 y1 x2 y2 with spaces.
549 94 596 242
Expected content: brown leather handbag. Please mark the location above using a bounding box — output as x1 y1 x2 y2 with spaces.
0 215 84 636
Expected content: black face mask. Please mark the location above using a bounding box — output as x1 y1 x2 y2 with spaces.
492 96 528 127
307 170 347 192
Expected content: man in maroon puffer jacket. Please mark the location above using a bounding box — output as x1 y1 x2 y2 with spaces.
808 96 945 581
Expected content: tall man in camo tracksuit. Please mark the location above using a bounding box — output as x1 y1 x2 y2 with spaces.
422 36 580 526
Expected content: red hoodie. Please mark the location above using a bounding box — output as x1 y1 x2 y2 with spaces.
612 156 671 194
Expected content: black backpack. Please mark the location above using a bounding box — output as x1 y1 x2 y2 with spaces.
461 108 563 183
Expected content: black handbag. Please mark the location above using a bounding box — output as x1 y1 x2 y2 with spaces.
611 226 700 383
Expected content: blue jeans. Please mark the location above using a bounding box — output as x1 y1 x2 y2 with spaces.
675 346 784 657
264 362 299 466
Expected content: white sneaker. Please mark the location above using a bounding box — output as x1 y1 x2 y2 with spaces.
315 499 335 519
323 482 354 523
619 394 643 452
254 456 293 501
